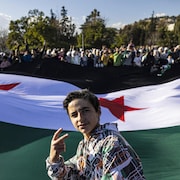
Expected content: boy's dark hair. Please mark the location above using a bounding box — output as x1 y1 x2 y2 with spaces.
63 89 100 113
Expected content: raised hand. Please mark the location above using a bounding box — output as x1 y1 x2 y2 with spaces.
49 128 69 163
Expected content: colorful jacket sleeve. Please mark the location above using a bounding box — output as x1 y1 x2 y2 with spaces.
101 134 145 179
46 154 82 180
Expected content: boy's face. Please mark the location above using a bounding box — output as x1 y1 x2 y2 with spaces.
67 98 101 139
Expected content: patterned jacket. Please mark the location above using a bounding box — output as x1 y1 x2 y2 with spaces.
46 123 145 180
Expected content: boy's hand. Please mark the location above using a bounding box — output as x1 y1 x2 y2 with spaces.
49 128 69 163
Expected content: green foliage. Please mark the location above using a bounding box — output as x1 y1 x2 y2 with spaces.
0 29 8 52
4 7 180 52
117 15 179 47
77 9 118 49
6 7 76 51
103 27 117 48
174 15 180 44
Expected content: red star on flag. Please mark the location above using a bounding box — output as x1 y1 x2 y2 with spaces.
0 83 20 90
99 96 146 121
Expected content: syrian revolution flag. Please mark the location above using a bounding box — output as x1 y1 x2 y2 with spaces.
0 73 180 180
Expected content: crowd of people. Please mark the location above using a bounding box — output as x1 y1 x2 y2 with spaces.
44 43 180 67
0 42 180 76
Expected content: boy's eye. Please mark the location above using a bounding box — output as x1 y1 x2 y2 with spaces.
82 109 89 113
70 108 90 118
71 112 77 118
82 108 91 115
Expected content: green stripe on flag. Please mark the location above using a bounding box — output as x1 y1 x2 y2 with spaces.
1 122 180 180
0 122 82 180
122 126 180 180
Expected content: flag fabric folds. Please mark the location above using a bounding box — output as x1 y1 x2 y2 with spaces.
0 73 180 180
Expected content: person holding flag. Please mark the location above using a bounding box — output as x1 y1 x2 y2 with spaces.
46 89 145 180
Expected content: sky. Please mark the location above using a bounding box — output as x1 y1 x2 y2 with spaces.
0 0 180 33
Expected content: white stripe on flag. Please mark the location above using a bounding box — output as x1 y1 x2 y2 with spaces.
0 74 180 131
0 74 79 130
99 79 180 131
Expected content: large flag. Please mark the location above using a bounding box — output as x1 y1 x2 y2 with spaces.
0 73 180 180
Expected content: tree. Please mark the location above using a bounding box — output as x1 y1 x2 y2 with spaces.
102 27 117 48
0 28 8 52
5 7 180 52
78 9 116 48
7 18 27 50
146 11 157 45
25 9 49 49
117 24 134 46
58 6 76 48
174 15 180 44
6 7 76 51
6 9 50 50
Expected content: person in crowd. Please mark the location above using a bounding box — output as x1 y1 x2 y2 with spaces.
94 49 101 67
58 48 66 61
87 51 95 67
172 45 180 63
133 51 142 67
161 47 169 59
100 49 110 66
71 47 80 65
167 53 175 65
65 50 72 63
80 51 88 67
157 53 175 76
51 48 59 58
107 48 114 66
113 47 123 66
22 50 32 62
46 89 145 180
123 42 136 66
8 50 18 64
0 55 11 70
142 50 156 69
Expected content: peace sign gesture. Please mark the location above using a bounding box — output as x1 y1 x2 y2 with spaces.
49 128 69 163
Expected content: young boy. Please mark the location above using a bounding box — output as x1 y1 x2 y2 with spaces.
46 89 145 179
